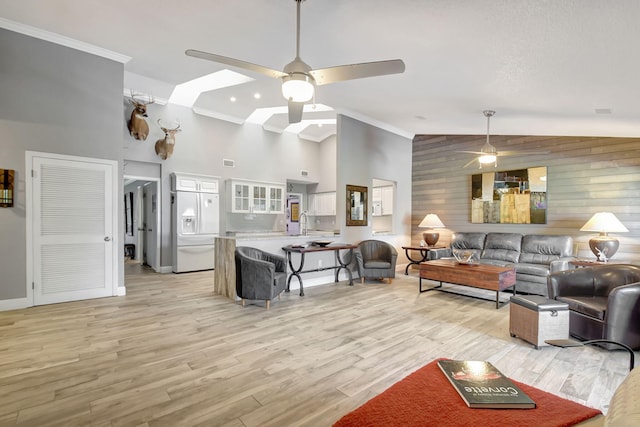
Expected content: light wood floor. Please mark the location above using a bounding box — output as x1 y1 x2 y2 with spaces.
0 265 635 426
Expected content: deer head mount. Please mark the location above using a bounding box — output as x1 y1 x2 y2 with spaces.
128 91 154 141
155 119 181 160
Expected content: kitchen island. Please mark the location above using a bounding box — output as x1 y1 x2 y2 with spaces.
214 232 348 300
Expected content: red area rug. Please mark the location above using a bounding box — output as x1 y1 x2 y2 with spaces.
333 359 602 427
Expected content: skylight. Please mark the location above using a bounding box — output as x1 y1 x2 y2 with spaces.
168 70 254 107
245 104 334 125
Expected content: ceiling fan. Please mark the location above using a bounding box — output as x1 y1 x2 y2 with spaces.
460 110 549 168
185 0 405 124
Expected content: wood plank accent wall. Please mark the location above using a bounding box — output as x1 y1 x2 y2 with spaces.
412 135 640 262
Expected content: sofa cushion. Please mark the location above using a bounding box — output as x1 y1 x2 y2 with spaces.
478 259 513 268
519 235 573 265
364 261 392 269
481 233 522 263
451 232 486 250
556 296 607 321
516 262 551 277
450 232 486 260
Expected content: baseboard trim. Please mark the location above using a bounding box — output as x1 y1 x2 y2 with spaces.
286 272 353 291
158 266 173 274
0 297 31 312
116 286 127 296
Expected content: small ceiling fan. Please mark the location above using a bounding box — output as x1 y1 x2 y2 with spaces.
185 0 405 124
460 110 548 168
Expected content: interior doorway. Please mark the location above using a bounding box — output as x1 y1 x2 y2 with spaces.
124 174 161 275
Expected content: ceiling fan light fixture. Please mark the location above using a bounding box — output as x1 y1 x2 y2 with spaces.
478 154 497 164
282 73 315 102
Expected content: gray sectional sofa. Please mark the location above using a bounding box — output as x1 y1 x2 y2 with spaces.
429 232 574 296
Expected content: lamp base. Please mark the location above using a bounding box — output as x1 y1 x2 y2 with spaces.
588 236 619 262
422 232 440 246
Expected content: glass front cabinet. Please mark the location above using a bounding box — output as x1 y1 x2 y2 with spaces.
228 180 284 214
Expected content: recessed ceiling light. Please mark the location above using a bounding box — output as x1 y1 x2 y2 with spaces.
595 108 612 114
230 96 236 102
317 124 323 128
254 93 261 99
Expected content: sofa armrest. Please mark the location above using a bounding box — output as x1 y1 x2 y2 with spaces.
262 252 286 272
605 282 640 345
428 248 451 260
239 257 276 282
549 257 575 273
390 251 398 269
354 249 364 275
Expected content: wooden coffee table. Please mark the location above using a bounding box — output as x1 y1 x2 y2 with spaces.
419 259 516 309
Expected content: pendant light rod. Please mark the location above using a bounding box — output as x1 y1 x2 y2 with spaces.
484 110 495 146
295 0 303 59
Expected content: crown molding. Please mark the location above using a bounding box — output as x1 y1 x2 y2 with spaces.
0 17 131 64
335 108 414 140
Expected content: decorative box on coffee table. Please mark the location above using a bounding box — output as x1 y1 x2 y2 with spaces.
509 295 569 349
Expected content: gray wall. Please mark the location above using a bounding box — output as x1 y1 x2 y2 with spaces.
121 101 334 267
0 29 124 301
336 115 413 252
412 134 640 262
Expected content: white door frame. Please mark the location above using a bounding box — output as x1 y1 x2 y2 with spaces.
26 151 119 306
123 174 161 273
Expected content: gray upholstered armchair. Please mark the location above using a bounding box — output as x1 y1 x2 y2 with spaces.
547 264 640 350
354 240 398 284
235 246 288 309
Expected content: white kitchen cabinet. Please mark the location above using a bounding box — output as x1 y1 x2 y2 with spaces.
228 180 285 214
269 185 284 213
309 192 336 216
381 186 393 215
172 173 219 193
372 185 393 216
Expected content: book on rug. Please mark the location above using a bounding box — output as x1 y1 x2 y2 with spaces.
437 360 536 409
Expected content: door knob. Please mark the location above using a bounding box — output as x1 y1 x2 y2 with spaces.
104 237 111 242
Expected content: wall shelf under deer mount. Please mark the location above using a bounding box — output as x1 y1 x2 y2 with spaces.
0 169 15 208
471 166 547 224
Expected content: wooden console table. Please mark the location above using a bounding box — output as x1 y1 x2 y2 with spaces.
282 243 357 296
419 259 516 309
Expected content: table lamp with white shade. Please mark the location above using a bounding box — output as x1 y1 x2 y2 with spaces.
418 213 445 246
579 212 628 262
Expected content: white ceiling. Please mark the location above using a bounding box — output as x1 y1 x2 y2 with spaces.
3 0 640 140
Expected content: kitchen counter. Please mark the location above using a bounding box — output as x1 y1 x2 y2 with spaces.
223 231 339 239
214 232 350 300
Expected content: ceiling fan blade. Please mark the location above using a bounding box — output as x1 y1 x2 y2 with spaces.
185 49 287 79
309 59 405 85
463 158 479 168
457 150 485 155
496 150 550 157
288 100 304 124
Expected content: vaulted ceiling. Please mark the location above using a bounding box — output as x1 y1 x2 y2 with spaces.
2 0 640 141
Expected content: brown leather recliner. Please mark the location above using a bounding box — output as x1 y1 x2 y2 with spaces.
547 264 640 350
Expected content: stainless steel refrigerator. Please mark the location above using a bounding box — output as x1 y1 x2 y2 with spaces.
172 189 220 273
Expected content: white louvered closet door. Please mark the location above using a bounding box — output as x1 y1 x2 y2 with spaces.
32 155 115 305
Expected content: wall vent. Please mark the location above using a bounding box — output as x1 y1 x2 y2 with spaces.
300 170 309 177
223 159 235 167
